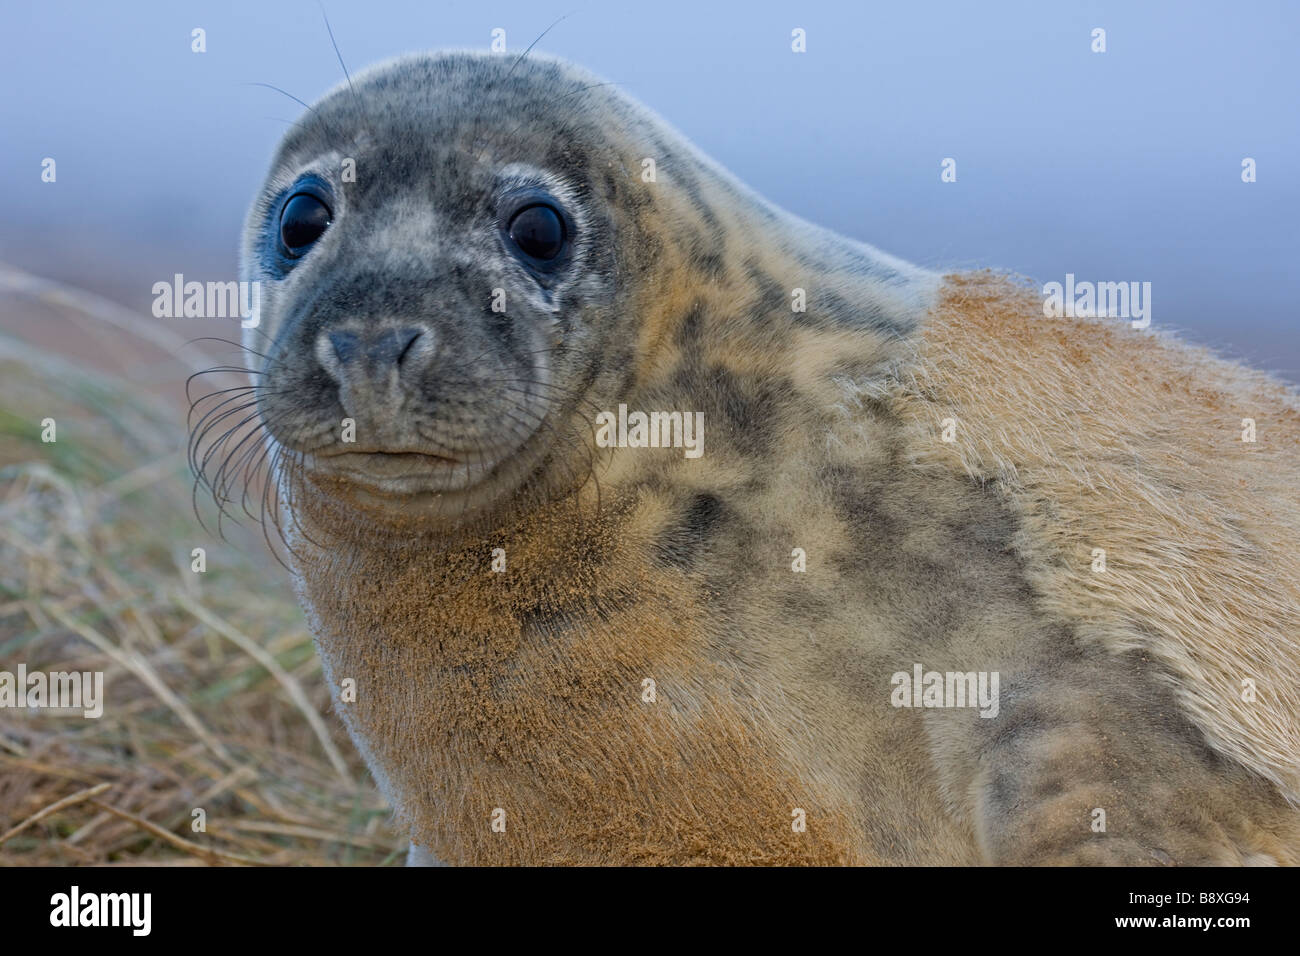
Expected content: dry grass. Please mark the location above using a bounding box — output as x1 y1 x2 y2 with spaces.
0 307 403 865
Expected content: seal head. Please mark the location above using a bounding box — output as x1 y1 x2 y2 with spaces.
239 51 934 528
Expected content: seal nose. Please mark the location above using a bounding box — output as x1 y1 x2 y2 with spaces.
329 327 424 369
316 324 437 388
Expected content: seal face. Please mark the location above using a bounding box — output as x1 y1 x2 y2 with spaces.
226 51 1300 866
241 67 629 521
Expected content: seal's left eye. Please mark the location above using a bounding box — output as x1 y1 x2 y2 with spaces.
280 193 332 257
507 204 565 261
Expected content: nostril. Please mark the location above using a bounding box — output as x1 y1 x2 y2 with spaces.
395 328 423 367
329 331 361 365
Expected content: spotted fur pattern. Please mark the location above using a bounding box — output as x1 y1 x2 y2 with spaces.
238 52 1300 865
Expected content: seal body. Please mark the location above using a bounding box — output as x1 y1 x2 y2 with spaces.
236 52 1300 865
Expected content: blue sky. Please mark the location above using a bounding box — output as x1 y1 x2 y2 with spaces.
2 0 1297 377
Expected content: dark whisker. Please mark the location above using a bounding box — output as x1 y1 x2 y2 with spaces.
508 13 570 77
184 336 274 362
319 1 367 134
244 81 353 149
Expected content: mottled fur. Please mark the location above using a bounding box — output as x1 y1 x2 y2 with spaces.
234 52 1300 865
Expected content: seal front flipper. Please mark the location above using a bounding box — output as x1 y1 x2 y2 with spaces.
953 645 1294 865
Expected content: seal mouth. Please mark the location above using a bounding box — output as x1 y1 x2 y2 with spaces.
306 447 485 492
315 447 459 465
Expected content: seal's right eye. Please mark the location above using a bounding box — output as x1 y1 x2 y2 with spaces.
279 193 332 257
507 204 565 261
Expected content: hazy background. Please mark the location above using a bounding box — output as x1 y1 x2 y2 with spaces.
2 0 1297 379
